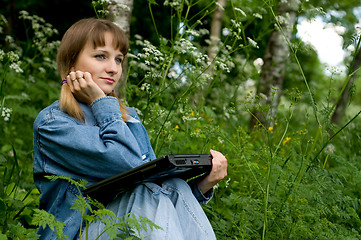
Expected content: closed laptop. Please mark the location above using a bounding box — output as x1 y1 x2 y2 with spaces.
83 154 212 203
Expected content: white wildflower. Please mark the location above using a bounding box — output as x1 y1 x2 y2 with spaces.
21 92 30 99
134 34 143 40
230 19 241 29
253 13 263 19
5 35 14 45
38 67 46 73
1 107 12 121
186 29 200 37
133 107 143 117
0 14 7 25
6 51 19 62
8 150 14 157
182 114 199 121
325 144 336 154
168 69 179 79
247 37 259 48
0 49 5 61
215 2 225 11
225 178 231 188
235 8 247 17
164 0 182 8
259 93 268 100
29 75 36 83
140 83 151 92
222 28 230 36
253 58 264 72
180 76 187 83
10 62 23 73
190 128 202 137
19 10 29 18
275 15 287 25
117 3 131 11
198 28 209 35
253 58 264 67
215 60 230 73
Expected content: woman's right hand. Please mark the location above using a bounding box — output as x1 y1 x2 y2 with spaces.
66 70 106 105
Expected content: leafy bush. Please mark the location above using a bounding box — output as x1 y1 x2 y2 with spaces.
1 1 361 239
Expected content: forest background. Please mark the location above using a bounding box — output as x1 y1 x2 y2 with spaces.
1 0 361 239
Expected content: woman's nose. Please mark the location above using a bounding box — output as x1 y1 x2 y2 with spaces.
105 60 119 74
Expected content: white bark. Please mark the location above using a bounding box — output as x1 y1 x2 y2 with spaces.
107 0 134 99
251 0 300 127
107 0 133 37
208 0 226 62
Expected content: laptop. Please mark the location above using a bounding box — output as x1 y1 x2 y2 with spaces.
83 154 212 203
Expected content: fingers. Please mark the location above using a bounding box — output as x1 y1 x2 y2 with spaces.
197 150 228 194
210 149 227 169
67 71 83 90
83 72 92 81
65 70 105 105
209 149 228 181
67 71 93 92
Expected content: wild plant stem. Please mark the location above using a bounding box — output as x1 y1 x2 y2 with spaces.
329 31 361 116
152 82 196 154
268 5 320 127
273 109 293 156
220 131 265 193
262 128 274 240
306 109 361 173
148 2 159 40
158 52 175 102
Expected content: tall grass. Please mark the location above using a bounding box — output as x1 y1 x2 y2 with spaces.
1 0 361 239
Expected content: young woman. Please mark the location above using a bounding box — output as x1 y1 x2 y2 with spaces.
33 18 227 240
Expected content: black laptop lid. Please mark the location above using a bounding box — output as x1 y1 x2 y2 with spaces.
83 154 212 203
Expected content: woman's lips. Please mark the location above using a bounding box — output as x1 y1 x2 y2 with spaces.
102 78 115 84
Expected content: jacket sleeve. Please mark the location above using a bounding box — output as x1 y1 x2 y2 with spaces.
34 97 145 181
187 178 213 204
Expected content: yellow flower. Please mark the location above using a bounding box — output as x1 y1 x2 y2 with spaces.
268 126 273 131
282 137 291 145
173 125 180 131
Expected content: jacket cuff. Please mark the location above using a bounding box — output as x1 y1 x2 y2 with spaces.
188 178 213 204
90 97 123 126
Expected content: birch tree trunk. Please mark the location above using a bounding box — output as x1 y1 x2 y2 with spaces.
107 0 134 100
331 48 361 124
199 0 226 106
250 0 300 128
208 0 226 62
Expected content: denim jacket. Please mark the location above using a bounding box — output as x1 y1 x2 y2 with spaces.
33 97 212 240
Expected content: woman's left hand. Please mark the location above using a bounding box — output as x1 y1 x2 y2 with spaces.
198 149 228 194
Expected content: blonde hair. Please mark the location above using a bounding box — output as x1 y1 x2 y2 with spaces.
57 18 129 122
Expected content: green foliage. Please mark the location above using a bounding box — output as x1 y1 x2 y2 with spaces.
32 209 67 240
1 0 361 239
0 145 40 239
32 175 162 239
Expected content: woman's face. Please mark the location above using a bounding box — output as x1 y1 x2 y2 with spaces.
73 32 124 94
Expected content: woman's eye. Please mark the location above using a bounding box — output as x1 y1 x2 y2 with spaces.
115 57 123 64
95 54 106 60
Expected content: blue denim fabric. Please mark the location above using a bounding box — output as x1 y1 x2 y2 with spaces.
82 178 216 240
33 97 213 240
